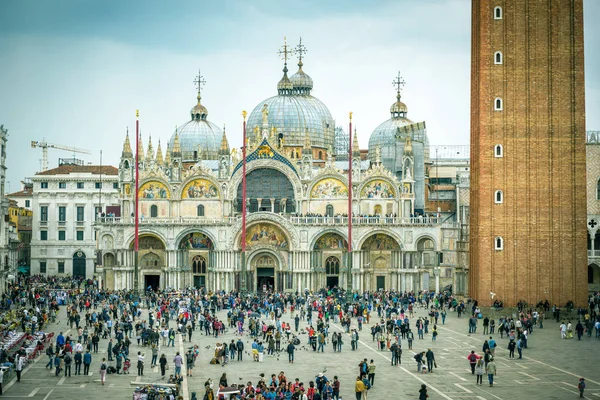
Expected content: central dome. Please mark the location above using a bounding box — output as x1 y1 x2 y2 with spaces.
246 62 335 150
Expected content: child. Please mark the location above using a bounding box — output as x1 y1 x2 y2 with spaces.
578 378 585 398
419 384 428 400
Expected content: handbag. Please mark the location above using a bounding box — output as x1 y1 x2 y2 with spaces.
165 363 169 370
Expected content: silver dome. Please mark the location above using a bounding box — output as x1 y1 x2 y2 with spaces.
169 119 222 161
368 117 414 153
246 94 335 149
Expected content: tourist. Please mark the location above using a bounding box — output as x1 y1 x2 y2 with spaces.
486 358 497 387
475 359 484 385
467 350 480 374
418 384 428 400
159 353 167 379
579 378 586 398
137 351 145 376
425 348 436 372
354 376 366 400
99 358 107 386
173 352 183 377
367 359 376 387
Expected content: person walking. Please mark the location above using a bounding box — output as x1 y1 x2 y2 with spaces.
332 376 341 400
173 352 183 377
159 354 167 379
486 358 497 387
425 349 436 373
99 358 107 386
83 350 92 375
74 351 82 375
236 338 244 361
186 350 194 377
107 339 113 361
367 360 376 387
475 359 484 385
137 351 145 376
467 351 480 373
151 344 158 367
355 376 366 400
16 355 25 382
64 352 72 377
418 384 428 400
578 378 586 398
508 340 516 359
45 344 55 369
287 341 295 363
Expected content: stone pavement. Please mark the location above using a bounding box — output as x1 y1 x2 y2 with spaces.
2 304 599 400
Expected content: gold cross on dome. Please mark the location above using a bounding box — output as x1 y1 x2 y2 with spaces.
295 37 307 62
278 36 292 64
194 69 206 98
392 71 406 96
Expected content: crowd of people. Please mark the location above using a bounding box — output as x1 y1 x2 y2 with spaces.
0 273 599 399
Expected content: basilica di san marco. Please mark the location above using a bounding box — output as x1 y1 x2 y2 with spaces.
94 41 467 296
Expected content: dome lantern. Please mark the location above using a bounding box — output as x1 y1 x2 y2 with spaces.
190 70 209 121
390 71 408 119
289 37 314 95
277 37 294 95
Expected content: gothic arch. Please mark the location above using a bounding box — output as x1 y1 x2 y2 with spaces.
414 234 439 251
247 247 287 270
357 230 403 251
126 232 168 250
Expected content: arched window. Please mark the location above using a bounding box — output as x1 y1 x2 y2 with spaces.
318 151 323 160
494 6 502 19
150 205 158 218
326 204 334 217
197 204 205 217
325 256 340 275
494 236 504 250
494 51 503 64
495 190 503 204
494 98 503 111
494 144 503 158
193 255 207 274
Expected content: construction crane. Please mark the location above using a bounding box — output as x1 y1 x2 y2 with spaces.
31 141 92 171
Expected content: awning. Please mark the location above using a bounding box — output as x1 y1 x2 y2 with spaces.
18 266 30 273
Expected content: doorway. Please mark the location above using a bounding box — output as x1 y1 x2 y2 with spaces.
193 275 206 288
73 251 86 278
145 274 160 291
257 267 275 292
376 275 385 290
326 276 339 289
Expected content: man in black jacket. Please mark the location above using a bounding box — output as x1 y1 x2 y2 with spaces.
236 338 244 361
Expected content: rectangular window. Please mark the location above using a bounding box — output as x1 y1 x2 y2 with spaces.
58 182 67 189
113 182 119 189
40 206 48 222
40 230 48 241
77 182 84 189
58 261 65 274
40 182 48 189
95 182 102 189
76 206 84 222
25 200 30 207
40 261 46 274
58 206 66 222
76 230 84 241
58 230 66 241
95 206 102 221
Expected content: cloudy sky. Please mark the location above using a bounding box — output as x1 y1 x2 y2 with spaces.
0 0 598 191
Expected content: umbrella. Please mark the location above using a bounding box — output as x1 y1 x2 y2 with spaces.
249 312 260 318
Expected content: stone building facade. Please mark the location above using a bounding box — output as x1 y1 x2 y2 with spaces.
469 1 588 306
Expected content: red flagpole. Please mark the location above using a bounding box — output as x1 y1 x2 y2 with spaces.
241 110 248 292
134 110 140 294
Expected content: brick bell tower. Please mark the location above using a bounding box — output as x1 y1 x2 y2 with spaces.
469 0 587 307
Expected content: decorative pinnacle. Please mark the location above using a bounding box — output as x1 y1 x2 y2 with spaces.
242 110 247 121
392 71 406 99
349 111 353 121
295 37 307 65
194 69 206 101
278 36 292 65
136 110 139 118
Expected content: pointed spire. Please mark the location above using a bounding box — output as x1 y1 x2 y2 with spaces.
171 127 181 157
164 143 171 166
352 128 360 156
277 36 293 94
303 127 311 150
137 133 145 161
146 135 154 162
220 125 230 154
155 140 164 165
122 128 133 158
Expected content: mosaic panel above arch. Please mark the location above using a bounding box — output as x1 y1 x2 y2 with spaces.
182 179 219 199
138 181 170 199
311 178 348 199
179 232 214 250
361 180 396 199
361 233 400 251
314 232 348 250
244 223 289 249
129 235 166 250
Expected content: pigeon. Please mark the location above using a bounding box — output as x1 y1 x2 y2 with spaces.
205 345 211 349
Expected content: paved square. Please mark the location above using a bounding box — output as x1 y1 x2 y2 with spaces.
3 304 599 400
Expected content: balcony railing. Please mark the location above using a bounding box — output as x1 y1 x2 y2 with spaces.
96 215 454 228
588 250 600 257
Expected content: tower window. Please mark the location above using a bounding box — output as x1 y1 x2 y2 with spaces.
494 144 503 158
494 6 502 20
494 98 503 111
495 190 503 204
494 236 503 250
494 51 503 64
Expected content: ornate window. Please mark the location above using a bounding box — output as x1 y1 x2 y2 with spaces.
192 255 207 274
494 98 503 111
495 190 503 204
494 6 502 20
494 236 504 250
494 51 503 64
197 204 205 217
150 205 158 218
326 204 334 217
325 256 340 275
494 144 503 158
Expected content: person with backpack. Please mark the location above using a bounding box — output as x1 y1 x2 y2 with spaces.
467 351 480 374
63 352 72 377
99 358 107 386
45 344 55 369
74 351 82 375
414 352 424 373
578 378 586 398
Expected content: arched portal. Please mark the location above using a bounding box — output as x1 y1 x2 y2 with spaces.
360 233 401 291
72 250 87 279
252 253 278 292
325 256 340 289
192 255 207 288
236 168 295 213
178 231 214 289
130 235 166 291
